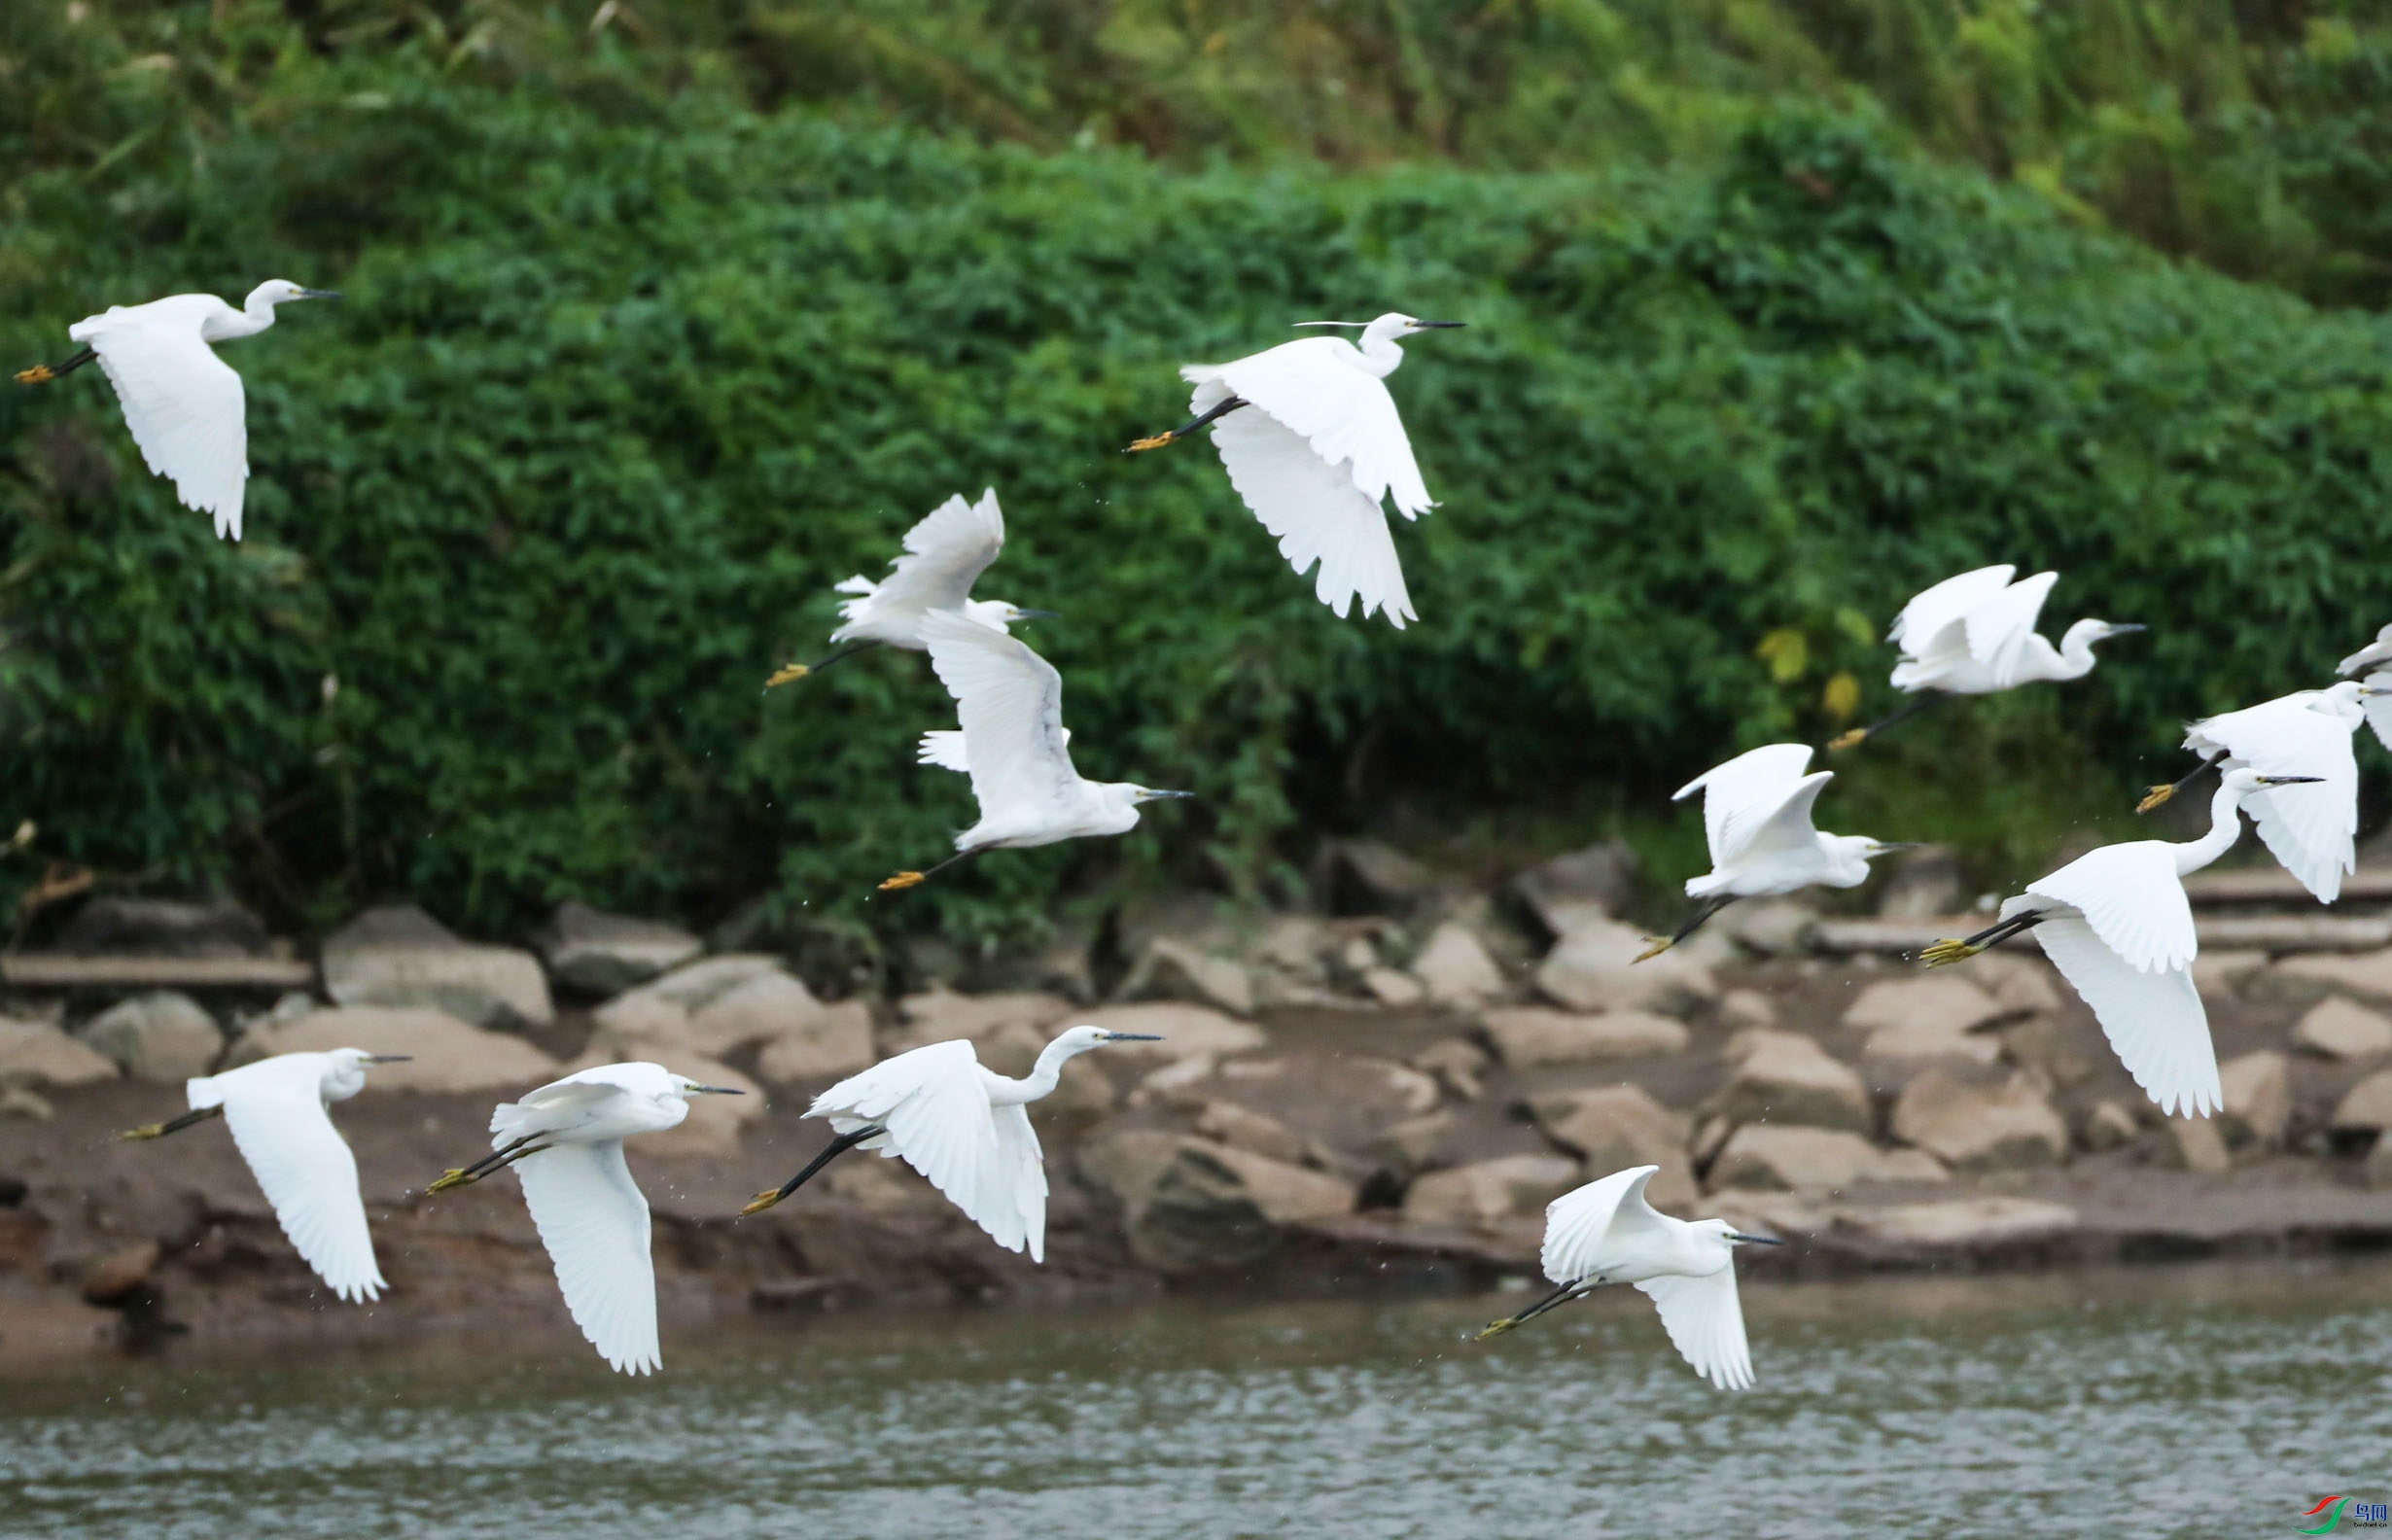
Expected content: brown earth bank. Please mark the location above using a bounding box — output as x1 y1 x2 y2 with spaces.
7 845 2392 1372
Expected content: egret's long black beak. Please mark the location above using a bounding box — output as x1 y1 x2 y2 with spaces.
366 1054 413 1065
1013 609 1059 621
1103 1032 1165 1042
2105 623 2146 635
1411 320 1465 329
1730 1233 1784 1245
690 1085 747 1095
1138 789 1194 802
1872 842 1925 853
2257 775 2326 788
298 289 343 299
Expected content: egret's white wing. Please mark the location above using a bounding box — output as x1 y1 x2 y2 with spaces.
1194 376 1416 626
2019 908 2219 1117
831 490 1004 636
1961 570 2058 686
2023 841 2197 973
1888 565 2016 655
491 1075 624 1143
2362 672 2392 753
920 610 1078 826
513 1139 660 1375
1671 744 1815 867
987 1103 1050 1264
2191 698 2357 902
810 1039 1031 1255
1207 337 1431 515
78 316 248 540
918 729 970 774
2337 625 2392 679
1636 1268 1753 1391
207 1060 383 1303
1539 1166 1663 1284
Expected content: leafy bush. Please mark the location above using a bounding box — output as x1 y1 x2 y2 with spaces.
4 44 2391 945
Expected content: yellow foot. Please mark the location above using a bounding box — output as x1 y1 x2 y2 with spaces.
878 870 927 892
1917 938 1980 968
765 663 808 687
740 1188 786 1217
119 1123 168 1141
1474 1317 1520 1342
424 1168 478 1196
1632 936 1672 964
1125 433 1174 453
1827 727 1867 752
2134 784 2177 815
15 365 54 385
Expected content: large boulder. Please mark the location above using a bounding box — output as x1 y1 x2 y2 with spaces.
54 895 268 957
530 900 702 996
1080 1132 1354 1270
1072 1002 1268 1066
1478 1006 1688 1068
1706 1031 1872 1135
233 1005 556 1093
1837 1197 2076 1247
1121 938 1254 1017
1842 976 2013 1036
1859 1018 2003 1068
1194 1100 1314 1168
1707 1125 1884 1192
1411 923 1506 1006
2332 1069 2392 1132
2274 949 2392 1004
322 904 553 1032
1207 1052 1441 1152
2165 1115 2231 1173
593 958 873 1082
2219 1051 2292 1148
1528 1085 1694 1208
1889 1068 2067 1172
752 1002 876 1085
76 991 221 1081
1509 839 1640 940
2294 998 2392 1061
1872 848 1965 920
1535 917 1716 1015
1318 839 1438 914
886 989 1074 1051
0 1020 119 1088
1402 1153 1580 1228
1370 1109 1460 1181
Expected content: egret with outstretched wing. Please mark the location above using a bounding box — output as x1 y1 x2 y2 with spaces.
2136 682 2362 901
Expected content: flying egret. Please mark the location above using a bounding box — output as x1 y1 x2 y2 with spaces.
422 1062 745 1375
1636 743 1915 961
741 1024 1161 1259
1920 767 2323 1115
2337 625 2392 751
17 280 339 541
2134 682 2363 901
765 488 1051 685
1474 1165 1778 1390
120 1048 409 1303
1831 565 2142 750
876 609 1189 891
1127 313 1463 628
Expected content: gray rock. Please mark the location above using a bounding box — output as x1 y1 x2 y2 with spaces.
2165 1116 2231 1173
1706 1031 1872 1135
1411 1037 1487 1101
1843 976 2012 1036
1889 1068 2067 1172
1860 1018 2003 1068
1529 1085 1694 1208
1873 848 1965 920
2190 949 2268 1001
1718 898 1817 956
1837 1197 2076 1246
322 905 552 1031
0 1086 53 1120
55 894 268 957
1716 990 1776 1032
1410 923 1506 1005
1997 1013 2100 1088
232 1005 556 1093
2220 1051 2291 1148
753 1002 876 1085
1535 917 1717 1015
0 1020 119 1088
2294 998 2392 1061
1479 1006 1689 1068
1360 966 1427 1008
1123 938 1255 1017
1402 1154 1580 1227
531 900 702 996
1073 1002 1268 1066
76 992 220 1081
887 989 1073 1051
2332 1069 2392 1131
2275 948 2392 1004
1194 1100 1313 1167
1319 839 1437 914
1369 1109 1459 1180
636 954 785 1011
1509 839 1640 941
2081 1099 2141 1151
1081 1133 1354 1270
1707 1125 1883 1192
2367 1136 2392 1191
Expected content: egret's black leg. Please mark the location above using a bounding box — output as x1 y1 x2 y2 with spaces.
1917 909 2045 968
120 1103 225 1141
878 844 993 892
425 1133 550 1195
2136 759 2213 815
16 349 95 386
1128 395 1248 452
1828 693 1939 752
1636 894 1735 963
1477 1276 1596 1340
741 1123 887 1216
767 640 881 688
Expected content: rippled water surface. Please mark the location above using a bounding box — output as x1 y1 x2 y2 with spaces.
6 1259 2390 1538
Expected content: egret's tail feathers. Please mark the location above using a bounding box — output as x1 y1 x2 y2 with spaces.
1917 937 1980 968
2134 784 2177 815
765 663 808 687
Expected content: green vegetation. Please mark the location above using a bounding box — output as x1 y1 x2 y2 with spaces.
2 4 2390 947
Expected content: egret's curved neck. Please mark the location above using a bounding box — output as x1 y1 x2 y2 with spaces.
986 1035 1096 1106
2046 623 2104 682
216 285 285 340
1353 320 1408 378
2173 780 2250 877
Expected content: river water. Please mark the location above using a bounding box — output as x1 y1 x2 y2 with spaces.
4 1258 2388 1538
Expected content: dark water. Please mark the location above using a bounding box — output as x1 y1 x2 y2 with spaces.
4 1259 2388 1539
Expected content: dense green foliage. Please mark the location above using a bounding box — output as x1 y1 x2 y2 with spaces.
4 6 2392 946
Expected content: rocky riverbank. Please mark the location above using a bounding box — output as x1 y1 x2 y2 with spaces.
6 841 2392 1368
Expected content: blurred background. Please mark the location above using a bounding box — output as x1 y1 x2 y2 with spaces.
5 0 2392 960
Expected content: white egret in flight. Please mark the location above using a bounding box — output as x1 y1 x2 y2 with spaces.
1127 313 1463 628
1832 565 2142 750
766 488 1051 686
17 280 339 541
2337 625 2392 750
1475 1165 1778 1390
2135 681 2363 901
424 1062 745 1375
741 1025 1161 1257
121 1048 409 1303
1921 767 2323 1115
877 610 1189 891
1636 743 1915 961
